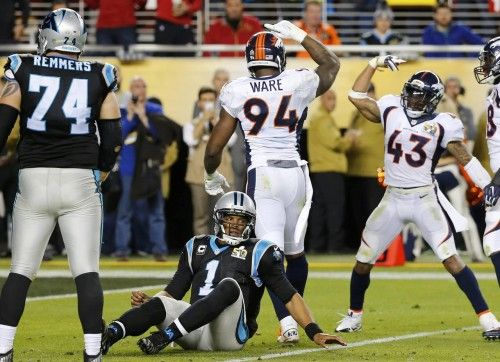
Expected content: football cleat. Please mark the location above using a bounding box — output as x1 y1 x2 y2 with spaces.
137 331 169 355
101 324 122 355
0 350 13 362
83 350 102 362
483 328 500 341
335 310 363 333
277 326 299 343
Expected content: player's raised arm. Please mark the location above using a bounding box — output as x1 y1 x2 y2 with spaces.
348 55 405 123
264 20 340 97
0 76 21 151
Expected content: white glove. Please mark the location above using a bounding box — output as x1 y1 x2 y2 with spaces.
368 55 406 71
204 171 229 196
264 20 307 43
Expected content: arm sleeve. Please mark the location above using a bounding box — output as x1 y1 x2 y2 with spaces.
97 119 122 172
165 246 193 300
4 54 22 80
440 114 465 148
376 94 400 127
257 247 297 304
297 69 320 105
101 63 118 93
218 82 238 118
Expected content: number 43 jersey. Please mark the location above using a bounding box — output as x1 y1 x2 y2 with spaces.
4 53 117 169
219 69 319 169
377 95 465 188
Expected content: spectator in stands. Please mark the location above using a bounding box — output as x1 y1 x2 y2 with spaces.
307 90 354 253
114 77 168 262
438 77 476 147
345 83 384 250
155 0 202 56
422 3 483 58
204 0 262 57
51 0 67 10
359 6 408 57
84 0 146 50
184 87 235 235
0 0 30 44
293 0 341 58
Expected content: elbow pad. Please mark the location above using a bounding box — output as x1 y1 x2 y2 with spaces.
0 104 19 150
97 118 122 172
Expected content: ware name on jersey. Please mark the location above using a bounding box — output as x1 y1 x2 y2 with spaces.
219 69 319 169
377 95 464 187
485 85 500 173
4 53 117 169
165 235 292 338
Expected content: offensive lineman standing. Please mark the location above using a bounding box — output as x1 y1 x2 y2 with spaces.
0 9 122 361
204 21 340 342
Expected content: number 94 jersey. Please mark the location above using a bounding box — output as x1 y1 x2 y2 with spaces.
486 85 500 173
377 95 465 187
3 53 117 169
219 69 319 169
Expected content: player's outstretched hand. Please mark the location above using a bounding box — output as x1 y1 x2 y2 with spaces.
264 20 307 43
131 291 151 307
484 182 500 207
368 55 406 71
313 333 347 348
204 171 230 196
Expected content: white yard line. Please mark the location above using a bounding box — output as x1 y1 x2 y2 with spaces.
1 269 495 280
26 284 165 302
224 326 481 362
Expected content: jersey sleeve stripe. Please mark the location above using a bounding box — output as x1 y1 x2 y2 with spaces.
102 63 116 90
250 240 274 287
382 106 397 129
186 237 194 273
7 54 21 75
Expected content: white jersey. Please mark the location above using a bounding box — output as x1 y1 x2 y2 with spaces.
377 95 464 188
219 69 319 169
485 85 500 173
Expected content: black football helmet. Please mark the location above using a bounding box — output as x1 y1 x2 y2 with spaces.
401 71 444 119
474 36 500 84
245 31 286 77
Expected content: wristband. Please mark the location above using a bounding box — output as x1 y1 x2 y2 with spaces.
348 89 369 99
305 322 323 341
464 157 491 189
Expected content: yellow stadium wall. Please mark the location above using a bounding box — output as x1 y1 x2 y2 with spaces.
1 57 489 129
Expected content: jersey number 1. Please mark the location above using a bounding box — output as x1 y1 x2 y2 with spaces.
199 260 219 296
27 74 91 134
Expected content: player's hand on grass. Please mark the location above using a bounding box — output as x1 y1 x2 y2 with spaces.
131 291 151 307
368 55 406 71
313 333 347 348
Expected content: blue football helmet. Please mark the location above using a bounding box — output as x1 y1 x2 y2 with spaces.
245 31 286 77
474 36 500 84
401 71 444 119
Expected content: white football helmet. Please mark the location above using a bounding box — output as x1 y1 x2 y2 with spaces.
474 36 500 84
38 8 87 55
213 191 256 246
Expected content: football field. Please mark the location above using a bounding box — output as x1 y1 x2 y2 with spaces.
0 255 498 361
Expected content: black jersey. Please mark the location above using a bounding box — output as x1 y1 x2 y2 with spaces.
4 53 117 169
165 235 297 338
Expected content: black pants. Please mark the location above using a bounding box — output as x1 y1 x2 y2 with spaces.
308 172 346 252
345 176 384 250
154 19 195 57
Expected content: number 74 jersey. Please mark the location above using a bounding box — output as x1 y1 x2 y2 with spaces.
219 69 319 169
377 95 465 188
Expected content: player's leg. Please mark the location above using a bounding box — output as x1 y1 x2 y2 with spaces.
137 278 244 354
58 169 104 358
337 190 404 332
414 192 500 339
0 169 56 356
483 202 500 286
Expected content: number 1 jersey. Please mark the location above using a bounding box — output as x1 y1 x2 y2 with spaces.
219 69 319 169
377 95 464 187
4 53 117 169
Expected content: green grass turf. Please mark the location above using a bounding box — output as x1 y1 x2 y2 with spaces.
4 274 498 361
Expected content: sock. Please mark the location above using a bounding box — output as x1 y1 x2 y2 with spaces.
118 297 166 336
279 315 297 331
491 252 500 287
452 266 489 314
84 333 101 356
269 255 309 321
161 322 183 344
75 272 103 334
0 273 32 326
177 278 240 332
0 325 16 354
350 269 371 311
